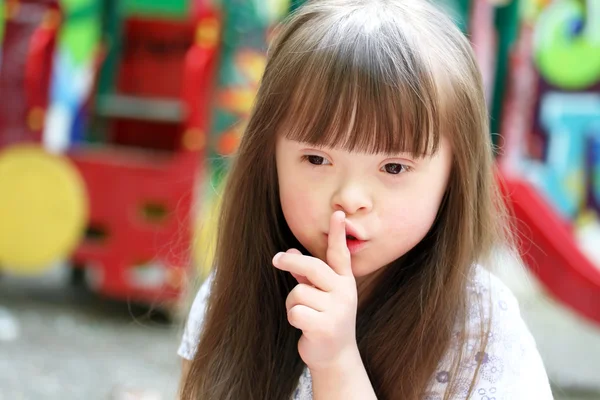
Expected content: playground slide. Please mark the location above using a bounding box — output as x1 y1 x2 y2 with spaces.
499 173 600 325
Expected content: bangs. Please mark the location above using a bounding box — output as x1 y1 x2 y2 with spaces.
275 15 443 157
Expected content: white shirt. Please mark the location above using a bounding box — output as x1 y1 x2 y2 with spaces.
178 267 554 399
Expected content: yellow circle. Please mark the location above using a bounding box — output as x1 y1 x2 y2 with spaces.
0 145 88 275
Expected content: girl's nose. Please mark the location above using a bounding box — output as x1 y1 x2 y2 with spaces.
331 184 373 215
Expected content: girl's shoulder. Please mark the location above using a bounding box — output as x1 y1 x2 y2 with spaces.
426 265 553 400
468 265 520 319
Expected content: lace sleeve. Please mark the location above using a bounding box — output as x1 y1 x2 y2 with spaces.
177 274 214 360
426 267 554 400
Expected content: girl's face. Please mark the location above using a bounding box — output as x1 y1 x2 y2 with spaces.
275 135 453 280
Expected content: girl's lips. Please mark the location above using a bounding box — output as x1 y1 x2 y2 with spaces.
346 238 368 254
343 221 365 241
325 233 368 255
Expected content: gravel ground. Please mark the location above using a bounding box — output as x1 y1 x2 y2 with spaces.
0 267 182 400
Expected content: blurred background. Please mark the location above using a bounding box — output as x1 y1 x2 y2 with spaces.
0 0 599 398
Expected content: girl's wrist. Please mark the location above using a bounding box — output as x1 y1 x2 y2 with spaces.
309 344 363 376
310 345 378 400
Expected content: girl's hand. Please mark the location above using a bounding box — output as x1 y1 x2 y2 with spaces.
272 211 359 372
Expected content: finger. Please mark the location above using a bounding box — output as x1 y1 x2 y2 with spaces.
327 211 352 276
287 304 321 331
286 249 311 285
286 283 328 312
273 252 336 291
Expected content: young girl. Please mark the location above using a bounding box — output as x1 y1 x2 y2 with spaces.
178 0 553 398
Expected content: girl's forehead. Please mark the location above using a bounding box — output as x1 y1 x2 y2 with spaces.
270 53 445 158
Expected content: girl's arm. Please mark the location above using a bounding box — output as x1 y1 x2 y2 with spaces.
310 347 377 400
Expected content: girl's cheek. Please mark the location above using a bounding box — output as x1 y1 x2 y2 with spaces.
381 194 440 239
282 188 317 223
280 187 324 248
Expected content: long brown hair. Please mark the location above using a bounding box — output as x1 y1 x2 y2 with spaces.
181 0 512 398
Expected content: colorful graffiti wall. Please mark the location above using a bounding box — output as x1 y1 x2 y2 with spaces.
497 0 600 323
502 0 600 266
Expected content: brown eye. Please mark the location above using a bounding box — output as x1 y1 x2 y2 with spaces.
307 155 326 165
383 163 405 175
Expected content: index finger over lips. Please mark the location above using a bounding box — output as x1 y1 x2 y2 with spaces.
326 211 352 276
